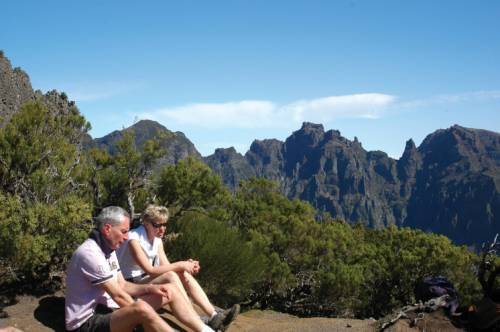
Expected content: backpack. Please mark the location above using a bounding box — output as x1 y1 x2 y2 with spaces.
415 276 459 315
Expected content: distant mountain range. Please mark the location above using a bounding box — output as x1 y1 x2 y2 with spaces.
1 51 499 248
205 122 500 248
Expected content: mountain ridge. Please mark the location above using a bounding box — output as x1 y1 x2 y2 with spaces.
205 122 500 247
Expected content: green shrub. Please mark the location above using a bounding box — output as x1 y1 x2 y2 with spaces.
166 211 267 306
0 101 92 287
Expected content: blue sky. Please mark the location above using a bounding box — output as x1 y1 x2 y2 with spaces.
1 0 499 157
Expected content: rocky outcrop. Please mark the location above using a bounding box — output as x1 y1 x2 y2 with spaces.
406 125 500 248
0 52 90 145
206 122 500 246
0 52 37 124
203 147 256 189
0 53 80 122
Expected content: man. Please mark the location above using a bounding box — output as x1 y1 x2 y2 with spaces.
117 205 239 331
65 206 215 332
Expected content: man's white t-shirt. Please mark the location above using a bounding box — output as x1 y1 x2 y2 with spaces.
65 238 120 331
117 225 161 279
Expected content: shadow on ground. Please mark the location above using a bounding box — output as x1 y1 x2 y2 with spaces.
33 296 189 332
34 296 66 332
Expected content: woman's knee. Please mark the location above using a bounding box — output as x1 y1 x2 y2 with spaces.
163 283 183 301
161 270 179 283
180 271 196 288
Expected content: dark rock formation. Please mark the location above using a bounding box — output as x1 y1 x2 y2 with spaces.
406 125 500 248
0 52 89 142
0 52 37 124
203 147 256 189
206 122 500 246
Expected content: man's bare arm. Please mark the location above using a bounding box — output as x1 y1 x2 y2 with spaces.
100 277 135 307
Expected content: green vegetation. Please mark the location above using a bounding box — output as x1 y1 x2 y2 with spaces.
90 129 167 216
0 102 92 287
0 101 486 317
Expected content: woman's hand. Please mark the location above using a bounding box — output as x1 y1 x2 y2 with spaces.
188 258 200 275
180 260 197 274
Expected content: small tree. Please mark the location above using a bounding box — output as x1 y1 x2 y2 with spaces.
155 157 231 223
478 234 500 299
90 130 167 217
167 211 267 306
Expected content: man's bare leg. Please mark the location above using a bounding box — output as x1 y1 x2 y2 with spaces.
110 299 174 332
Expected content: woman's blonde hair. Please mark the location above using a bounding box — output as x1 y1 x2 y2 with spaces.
143 204 169 224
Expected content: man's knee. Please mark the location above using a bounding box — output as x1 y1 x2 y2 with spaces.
132 299 158 321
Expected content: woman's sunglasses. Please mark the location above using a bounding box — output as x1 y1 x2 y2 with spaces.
151 221 167 228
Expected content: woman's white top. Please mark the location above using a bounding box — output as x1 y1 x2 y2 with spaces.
116 225 161 279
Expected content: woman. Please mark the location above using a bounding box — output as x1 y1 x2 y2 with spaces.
117 205 239 331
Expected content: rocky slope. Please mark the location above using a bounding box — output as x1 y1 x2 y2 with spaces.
205 122 500 247
93 119 202 166
0 52 82 126
406 125 500 247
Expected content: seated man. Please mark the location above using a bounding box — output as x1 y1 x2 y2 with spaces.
117 205 239 331
65 206 215 332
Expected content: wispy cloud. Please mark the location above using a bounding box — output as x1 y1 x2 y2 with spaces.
61 81 145 102
138 93 396 129
398 90 500 109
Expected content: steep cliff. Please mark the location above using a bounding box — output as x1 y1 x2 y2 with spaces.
206 122 500 245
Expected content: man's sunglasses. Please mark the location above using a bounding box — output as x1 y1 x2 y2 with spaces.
151 221 168 228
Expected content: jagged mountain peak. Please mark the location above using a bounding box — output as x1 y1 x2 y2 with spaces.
288 122 326 148
130 119 170 132
300 121 325 131
404 138 417 151
212 147 242 160
417 125 500 172
248 139 283 156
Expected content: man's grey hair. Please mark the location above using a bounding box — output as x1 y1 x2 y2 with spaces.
95 206 130 230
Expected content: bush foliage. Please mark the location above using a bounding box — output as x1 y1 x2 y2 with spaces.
0 102 92 286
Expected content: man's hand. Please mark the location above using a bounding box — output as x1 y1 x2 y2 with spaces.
147 284 171 302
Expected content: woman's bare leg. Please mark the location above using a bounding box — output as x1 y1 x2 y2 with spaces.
179 272 216 316
149 271 191 304
139 283 206 332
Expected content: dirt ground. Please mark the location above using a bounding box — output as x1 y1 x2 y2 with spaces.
0 293 464 332
0 293 377 332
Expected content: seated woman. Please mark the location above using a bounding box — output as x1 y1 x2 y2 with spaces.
117 205 239 331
